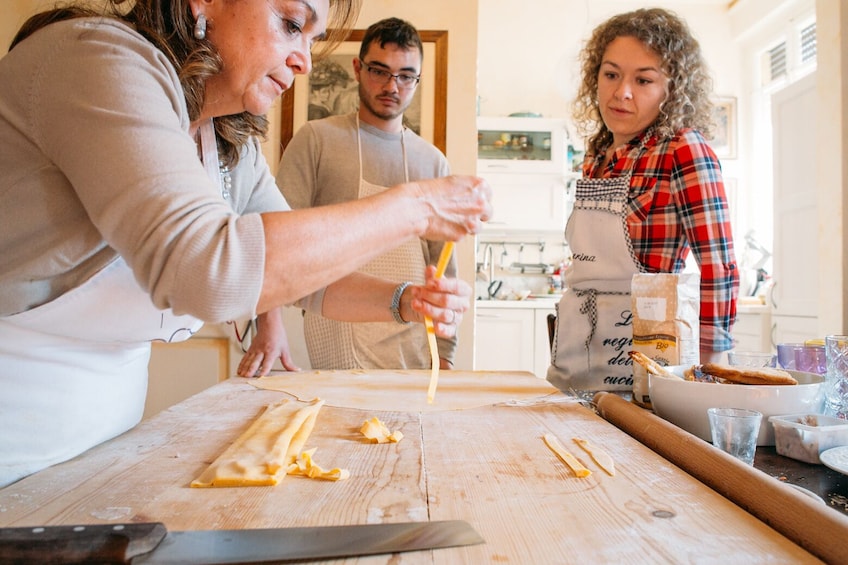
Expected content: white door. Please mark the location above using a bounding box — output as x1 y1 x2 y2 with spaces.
771 72 818 339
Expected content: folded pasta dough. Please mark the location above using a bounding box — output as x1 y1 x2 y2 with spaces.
191 398 324 487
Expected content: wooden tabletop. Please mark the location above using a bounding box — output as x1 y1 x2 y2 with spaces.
0 371 828 563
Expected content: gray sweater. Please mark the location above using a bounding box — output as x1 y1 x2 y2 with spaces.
276 113 457 364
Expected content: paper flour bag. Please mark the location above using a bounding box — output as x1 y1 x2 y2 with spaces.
630 273 700 409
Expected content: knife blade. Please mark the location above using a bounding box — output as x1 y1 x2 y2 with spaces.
0 520 484 564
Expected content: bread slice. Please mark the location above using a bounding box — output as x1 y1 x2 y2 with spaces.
700 363 798 385
628 351 679 379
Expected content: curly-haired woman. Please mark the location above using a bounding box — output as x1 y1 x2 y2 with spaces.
548 8 739 394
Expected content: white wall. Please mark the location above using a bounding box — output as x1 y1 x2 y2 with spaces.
813 0 847 333
477 1 740 127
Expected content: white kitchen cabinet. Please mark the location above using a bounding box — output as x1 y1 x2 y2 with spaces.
533 308 555 379
475 307 534 374
772 314 820 346
733 305 773 352
483 173 571 233
477 117 575 235
475 301 556 378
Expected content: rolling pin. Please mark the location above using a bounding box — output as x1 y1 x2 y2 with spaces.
593 392 848 565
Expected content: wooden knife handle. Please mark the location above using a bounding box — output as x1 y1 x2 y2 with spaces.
0 522 166 564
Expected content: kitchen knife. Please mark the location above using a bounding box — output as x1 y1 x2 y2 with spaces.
0 520 484 564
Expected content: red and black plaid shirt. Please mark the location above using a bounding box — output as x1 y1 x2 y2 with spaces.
584 128 739 351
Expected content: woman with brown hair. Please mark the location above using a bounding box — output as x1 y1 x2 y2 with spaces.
0 0 491 487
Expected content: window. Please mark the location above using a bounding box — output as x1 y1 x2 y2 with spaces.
760 19 816 88
800 22 816 64
768 42 787 83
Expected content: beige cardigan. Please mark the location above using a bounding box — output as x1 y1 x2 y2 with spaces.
0 17 287 321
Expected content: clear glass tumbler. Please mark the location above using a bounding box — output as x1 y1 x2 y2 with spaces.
825 335 848 419
727 351 777 368
707 407 762 465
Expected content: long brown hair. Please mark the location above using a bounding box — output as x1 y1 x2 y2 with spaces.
572 8 715 155
11 0 361 167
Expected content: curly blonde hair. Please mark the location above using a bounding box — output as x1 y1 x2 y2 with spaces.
572 8 714 155
11 0 361 167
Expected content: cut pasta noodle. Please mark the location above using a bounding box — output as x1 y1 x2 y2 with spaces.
426 242 455 404
543 433 591 478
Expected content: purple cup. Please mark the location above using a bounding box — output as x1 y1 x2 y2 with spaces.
777 343 804 370
795 344 826 375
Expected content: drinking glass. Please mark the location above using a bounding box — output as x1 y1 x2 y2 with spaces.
776 343 803 370
795 344 826 375
825 335 848 419
727 351 777 368
707 407 762 465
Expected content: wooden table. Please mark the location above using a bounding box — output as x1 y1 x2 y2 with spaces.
0 371 835 563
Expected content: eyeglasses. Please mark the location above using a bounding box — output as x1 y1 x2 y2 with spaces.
358 59 420 89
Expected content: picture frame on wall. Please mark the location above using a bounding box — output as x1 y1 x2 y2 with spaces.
710 97 737 160
280 30 448 154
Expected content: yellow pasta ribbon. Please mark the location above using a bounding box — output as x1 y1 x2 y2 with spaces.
426 241 455 404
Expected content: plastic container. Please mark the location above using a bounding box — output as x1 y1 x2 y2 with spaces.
769 413 848 464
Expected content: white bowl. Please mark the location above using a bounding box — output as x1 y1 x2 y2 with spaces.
648 367 825 446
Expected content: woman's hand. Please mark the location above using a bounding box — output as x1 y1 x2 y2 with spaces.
236 310 300 377
407 265 472 338
411 175 493 241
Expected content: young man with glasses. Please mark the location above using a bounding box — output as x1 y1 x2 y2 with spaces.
239 17 457 374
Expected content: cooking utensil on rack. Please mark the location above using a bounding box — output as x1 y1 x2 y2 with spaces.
488 280 503 299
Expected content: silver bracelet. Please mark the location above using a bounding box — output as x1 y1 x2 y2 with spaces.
390 281 413 325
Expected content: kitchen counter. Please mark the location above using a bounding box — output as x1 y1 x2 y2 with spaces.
477 297 766 312
756 446 848 515
1 371 844 563
737 303 770 313
476 296 560 309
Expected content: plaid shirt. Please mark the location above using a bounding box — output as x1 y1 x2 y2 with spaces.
583 128 739 352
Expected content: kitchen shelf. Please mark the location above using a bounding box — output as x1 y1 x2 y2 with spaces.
477 144 552 162
477 116 568 175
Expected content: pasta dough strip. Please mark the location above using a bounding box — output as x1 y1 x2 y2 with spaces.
573 437 616 476
426 241 455 404
544 433 591 478
191 399 324 487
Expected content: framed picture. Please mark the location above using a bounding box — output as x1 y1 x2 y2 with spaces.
280 30 448 154
711 97 737 159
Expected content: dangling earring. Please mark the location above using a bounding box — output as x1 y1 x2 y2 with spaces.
194 13 207 40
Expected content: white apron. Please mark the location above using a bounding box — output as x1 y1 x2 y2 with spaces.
304 119 429 369
0 258 203 487
547 166 645 393
0 120 225 488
